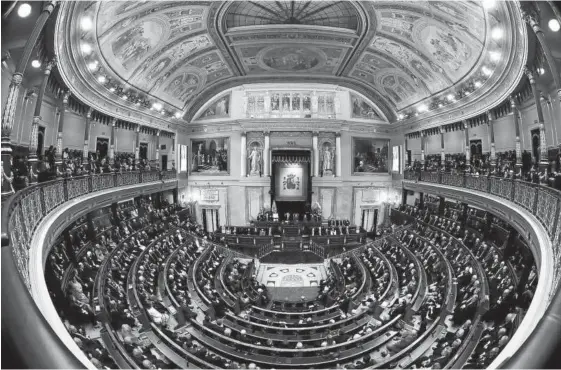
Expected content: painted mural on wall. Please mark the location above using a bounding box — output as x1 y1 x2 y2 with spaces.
350 93 382 120
261 46 323 71
197 93 230 120
352 138 389 174
190 137 229 175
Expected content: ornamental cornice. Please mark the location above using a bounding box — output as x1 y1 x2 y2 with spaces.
395 1 527 134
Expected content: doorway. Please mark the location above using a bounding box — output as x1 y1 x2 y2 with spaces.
201 208 220 233
37 126 45 156
96 138 109 159
161 155 168 170
139 142 148 160
530 129 540 163
360 207 378 233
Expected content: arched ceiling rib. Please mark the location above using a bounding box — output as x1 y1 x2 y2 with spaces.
54 0 525 128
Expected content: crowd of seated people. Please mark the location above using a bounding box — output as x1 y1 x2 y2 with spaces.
405 150 561 190
393 202 537 368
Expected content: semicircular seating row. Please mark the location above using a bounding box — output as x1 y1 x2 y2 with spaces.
45 200 537 370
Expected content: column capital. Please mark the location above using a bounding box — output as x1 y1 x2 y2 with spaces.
241 131 247 137
486 110 493 122
42 0 59 14
462 120 468 129
524 66 536 84
86 107 93 119
32 116 40 125
136 124 141 132
335 132 341 138
439 126 445 134
62 91 70 106
11 73 23 85
110 117 117 126
156 130 161 136
263 130 270 136
522 11 542 34
312 131 319 136
44 58 57 75
509 95 518 108
540 92 550 104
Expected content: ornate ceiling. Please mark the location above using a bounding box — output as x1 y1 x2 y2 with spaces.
55 1 527 130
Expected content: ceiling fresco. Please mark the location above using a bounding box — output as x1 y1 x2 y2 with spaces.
55 0 525 127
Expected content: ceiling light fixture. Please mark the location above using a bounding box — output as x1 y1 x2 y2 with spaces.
438 103 443 108
417 104 427 113
489 51 501 62
17 3 32 18
175 112 182 119
81 43 92 54
121 95 128 100
482 66 492 76
491 28 503 40
447 94 455 101
31 60 41 68
88 61 98 71
152 102 162 110
482 0 496 10
109 87 115 92
81 17 93 31
549 19 561 32
97 75 106 83
474 81 482 88
537 67 545 75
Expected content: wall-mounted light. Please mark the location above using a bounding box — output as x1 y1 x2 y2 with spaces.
537 67 545 75
549 19 560 32
31 60 41 68
17 3 31 18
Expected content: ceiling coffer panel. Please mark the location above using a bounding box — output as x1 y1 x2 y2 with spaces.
55 0 523 127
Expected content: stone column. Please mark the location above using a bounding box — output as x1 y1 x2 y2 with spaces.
487 110 496 167
335 132 342 177
542 94 557 147
524 12 561 113
463 120 470 169
440 126 445 163
83 108 92 165
241 132 247 177
312 132 319 177
135 125 141 161
171 133 176 170
1 1 57 196
108 118 116 166
420 131 426 166
404 135 409 165
263 131 270 176
55 91 70 172
29 59 56 161
525 67 549 169
510 97 522 167
155 130 161 163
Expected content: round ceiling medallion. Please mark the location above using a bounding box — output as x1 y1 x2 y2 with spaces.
258 45 327 72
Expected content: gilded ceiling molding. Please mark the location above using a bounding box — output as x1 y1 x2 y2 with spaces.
54 1 178 131
398 0 527 133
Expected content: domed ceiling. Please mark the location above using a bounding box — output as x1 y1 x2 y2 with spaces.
55 1 527 130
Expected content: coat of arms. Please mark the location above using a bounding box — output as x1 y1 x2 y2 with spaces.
282 173 300 190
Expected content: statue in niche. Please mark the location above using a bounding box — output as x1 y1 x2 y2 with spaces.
248 145 261 176
322 145 334 176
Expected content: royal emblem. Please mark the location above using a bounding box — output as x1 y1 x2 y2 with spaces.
282 173 300 190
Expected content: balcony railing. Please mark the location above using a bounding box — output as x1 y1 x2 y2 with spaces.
404 170 561 369
2 170 177 290
410 171 561 244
